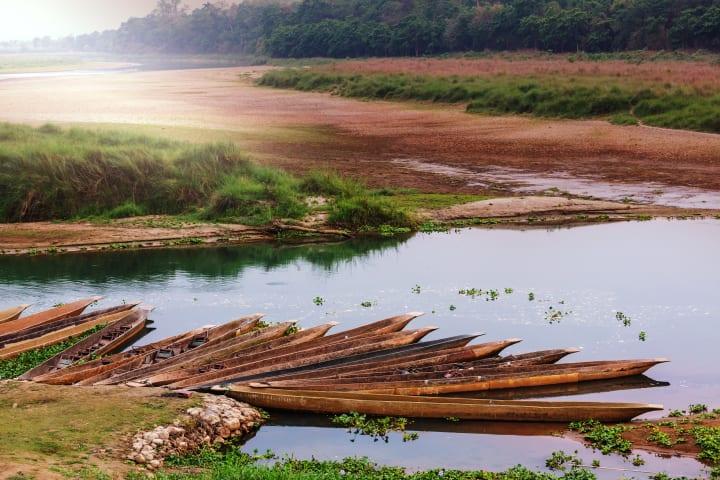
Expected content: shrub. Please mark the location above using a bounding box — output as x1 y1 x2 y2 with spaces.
105 202 145 219
329 196 415 229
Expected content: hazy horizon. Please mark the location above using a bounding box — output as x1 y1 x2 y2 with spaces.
0 0 208 42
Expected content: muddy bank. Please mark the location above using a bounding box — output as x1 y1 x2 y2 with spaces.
0 217 349 256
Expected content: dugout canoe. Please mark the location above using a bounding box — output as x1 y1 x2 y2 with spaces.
168 327 438 389
258 359 669 394
94 317 282 385
49 315 264 386
0 297 102 337
0 304 138 347
19 308 149 380
143 322 340 388
182 335 493 389
225 386 664 423
36 326 213 385
0 307 141 360
0 305 30 324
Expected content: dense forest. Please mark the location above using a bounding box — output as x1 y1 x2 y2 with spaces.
40 0 720 56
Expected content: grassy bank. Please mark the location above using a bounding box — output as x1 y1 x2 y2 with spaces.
259 70 720 134
0 124 417 231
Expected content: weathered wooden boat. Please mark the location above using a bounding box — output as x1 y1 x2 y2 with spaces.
161 327 437 389
220 339 518 387
0 305 31 324
0 304 138 347
88 315 272 385
140 322 341 388
224 386 664 423
175 334 489 390
19 308 150 380
0 308 141 360
256 359 669 394
0 297 102 337
42 314 263 385
36 326 213 385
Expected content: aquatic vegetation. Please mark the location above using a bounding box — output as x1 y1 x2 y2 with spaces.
504 288 514 294
360 301 373 308
313 296 325 306
689 404 709 414
647 426 675 447
457 287 508 301
569 420 632 455
329 196 415 229
449 304 456 311
669 409 685 417
615 312 632 327
631 455 646 466
545 450 582 471
545 305 573 324
331 412 413 443
528 292 535 301
411 285 421 294
691 425 720 465
639 331 647 341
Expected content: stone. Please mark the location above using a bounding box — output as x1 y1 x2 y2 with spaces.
152 438 164 446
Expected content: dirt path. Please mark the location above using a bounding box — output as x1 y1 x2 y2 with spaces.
1 67 720 205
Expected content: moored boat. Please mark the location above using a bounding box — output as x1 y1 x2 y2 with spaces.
0 304 31 324
256 359 669 394
225 386 664 423
19 308 150 380
0 297 102 337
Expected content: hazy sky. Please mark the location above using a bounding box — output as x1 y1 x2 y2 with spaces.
0 0 208 41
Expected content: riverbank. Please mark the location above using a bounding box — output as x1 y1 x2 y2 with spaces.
0 197 708 256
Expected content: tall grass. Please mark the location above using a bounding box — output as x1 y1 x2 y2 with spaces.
260 69 720 133
0 125 413 230
0 124 308 224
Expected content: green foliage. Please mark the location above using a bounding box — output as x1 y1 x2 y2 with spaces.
610 113 639 126
300 170 365 198
261 70 720 134
647 426 675 447
331 412 413 443
545 451 582 471
329 196 415 229
691 425 720 465
569 420 632 455
54 0 720 57
0 325 105 379
0 123 302 223
689 404 709 414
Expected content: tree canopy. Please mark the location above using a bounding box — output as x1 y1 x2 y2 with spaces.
52 0 720 56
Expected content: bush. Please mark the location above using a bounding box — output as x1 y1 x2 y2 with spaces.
610 113 639 126
329 196 415 229
105 202 146 219
300 170 365 198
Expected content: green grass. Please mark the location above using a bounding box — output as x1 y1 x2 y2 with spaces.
259 69 720 134
0 124 414 230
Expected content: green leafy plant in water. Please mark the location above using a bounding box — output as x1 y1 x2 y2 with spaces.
313 296 325 306
638 331 647 341
569 419 632 455
631 455 645 466
545 450 582 471
689 404 709 414
616 311 631 327
360 301 373 308
331 412 414 443
546 305 572 324
528 292 535 301
449 304 456 311
411 284 421 294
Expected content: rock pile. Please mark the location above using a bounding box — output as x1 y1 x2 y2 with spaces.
127 394 264 470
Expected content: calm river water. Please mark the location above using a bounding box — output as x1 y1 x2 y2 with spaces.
1 219 718 478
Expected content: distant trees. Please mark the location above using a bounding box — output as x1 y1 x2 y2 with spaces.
54 0 720 56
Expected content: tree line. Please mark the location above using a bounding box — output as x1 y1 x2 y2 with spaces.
43 0 720 56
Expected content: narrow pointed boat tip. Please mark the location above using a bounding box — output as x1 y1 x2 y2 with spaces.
564 347 582 353
420 325 439 332
653 357 670 363
327 321 340 326
505 338 523 344
405 311 424 317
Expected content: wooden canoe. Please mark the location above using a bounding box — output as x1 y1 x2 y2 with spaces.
45 314 263 385
140 322 340 388
94 317 282 385
0 304 138 347
0 305 30 324
59 315 265 386
19 308 149 380
189 336 512 389
167 327 438 389
257 359 669 394
0 297 102 337
36 326 213 385
225 386 664 423
0 308 140 360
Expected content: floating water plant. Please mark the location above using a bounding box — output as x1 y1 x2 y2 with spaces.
313 296 325 306
331 412 413 443
411 285 421 294
616 312 632 327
